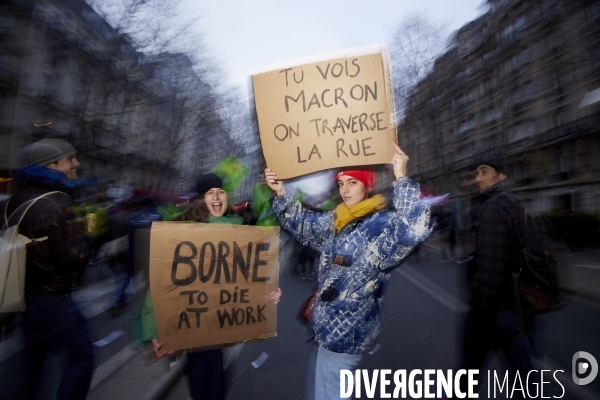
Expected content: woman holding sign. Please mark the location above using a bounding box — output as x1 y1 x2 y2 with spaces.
265 143 430 400
141 173 281 400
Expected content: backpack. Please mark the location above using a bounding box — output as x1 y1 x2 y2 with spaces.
511 198 565 313
0 191 64 312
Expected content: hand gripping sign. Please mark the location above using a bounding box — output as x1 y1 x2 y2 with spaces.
252 45 397 179
149 222 280 351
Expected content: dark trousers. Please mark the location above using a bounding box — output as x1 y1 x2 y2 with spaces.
459 309 540 398
113 258 134 306
188 349 224 400
23 293 94 400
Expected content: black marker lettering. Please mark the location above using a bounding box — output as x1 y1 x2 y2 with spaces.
252 242 271 282
171 242 197 286
349 59 360 77
316 64 330 79
199 242 216 283
337 138 348 158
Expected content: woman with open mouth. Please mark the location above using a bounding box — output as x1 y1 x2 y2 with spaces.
141 173 281 400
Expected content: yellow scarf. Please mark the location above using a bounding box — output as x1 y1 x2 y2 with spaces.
334 194 387 233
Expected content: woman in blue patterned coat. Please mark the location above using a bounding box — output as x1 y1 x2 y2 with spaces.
264 142 431 400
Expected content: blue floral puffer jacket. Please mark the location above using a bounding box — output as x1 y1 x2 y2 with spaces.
273 177 431 354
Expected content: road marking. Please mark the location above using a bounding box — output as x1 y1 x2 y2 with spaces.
93 329 125 347
368 344 381 354
572 264 600 271
251 351 269 368
395 265 470 314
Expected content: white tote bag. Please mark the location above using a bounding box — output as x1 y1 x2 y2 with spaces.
0 192 64 312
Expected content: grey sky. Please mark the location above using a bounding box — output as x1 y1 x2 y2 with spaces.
193 0 486 91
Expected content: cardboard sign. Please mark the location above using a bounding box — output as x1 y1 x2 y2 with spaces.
252 45 396 179
149 222 280 351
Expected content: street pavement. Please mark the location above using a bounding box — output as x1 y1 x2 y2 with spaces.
2 239 599 400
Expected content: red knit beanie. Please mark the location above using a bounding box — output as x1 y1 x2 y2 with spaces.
335 169 376 191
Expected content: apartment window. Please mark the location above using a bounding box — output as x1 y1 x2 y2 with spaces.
521 47 529 64
457 142 476 160
465 62 474 75
501 24 516 43
484 108 501 125
512 82 533 105
454 90 474 108
504 48 529 74
553 144 575 174
41 75 57 98
510 120 535 142
467 89 475 103
458 116 476 136
480 79 492 96
504 55 519 74
523 82 533 101
512 88 521 105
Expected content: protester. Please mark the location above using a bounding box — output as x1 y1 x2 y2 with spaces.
456 159 542 396
3 138 93 400
141 173 281 400
264 142 431 400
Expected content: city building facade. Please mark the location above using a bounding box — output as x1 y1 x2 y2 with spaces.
399 0 600 219
0 0 234 200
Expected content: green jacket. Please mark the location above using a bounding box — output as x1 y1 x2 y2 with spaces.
140 215 243 343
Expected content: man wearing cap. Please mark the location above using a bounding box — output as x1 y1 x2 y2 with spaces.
5 138 93 399
457 159 540 396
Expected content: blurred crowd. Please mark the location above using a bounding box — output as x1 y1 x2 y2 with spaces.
1 138 599 400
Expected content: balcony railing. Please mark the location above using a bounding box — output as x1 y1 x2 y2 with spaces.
538 112 600 145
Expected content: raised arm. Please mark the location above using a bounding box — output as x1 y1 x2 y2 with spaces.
367 143 431 270
264 168 287 196
392 141 409 179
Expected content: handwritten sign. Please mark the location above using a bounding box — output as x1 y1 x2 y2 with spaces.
252 45 396 179
149 222 280 351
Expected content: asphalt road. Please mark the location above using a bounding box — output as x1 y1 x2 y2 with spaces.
167 245 600 400
3 246 599 400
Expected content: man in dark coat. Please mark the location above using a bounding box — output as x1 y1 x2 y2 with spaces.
458 159 541 397
5 138 93 400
